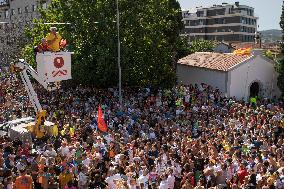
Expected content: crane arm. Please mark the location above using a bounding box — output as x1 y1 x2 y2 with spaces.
14 59 57 91
11 59 57 139
19 70 42 112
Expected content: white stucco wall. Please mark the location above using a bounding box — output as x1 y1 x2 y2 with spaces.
177 64 227 93
228 55 281 100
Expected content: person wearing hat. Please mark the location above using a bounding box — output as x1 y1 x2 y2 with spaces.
46 27 62 52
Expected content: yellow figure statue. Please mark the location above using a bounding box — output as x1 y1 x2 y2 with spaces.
35 110 47 138
46 27 62 52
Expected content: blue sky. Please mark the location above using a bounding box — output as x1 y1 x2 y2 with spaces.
177 0 282 31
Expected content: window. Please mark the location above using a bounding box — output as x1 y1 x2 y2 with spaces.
11 9 15 15
197 11 204 17
32 5 37 12
5 10 9 18
25 6 29 13
18 8 22 14
42 3 47 9
215 18 218 24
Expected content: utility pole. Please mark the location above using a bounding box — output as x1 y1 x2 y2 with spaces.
116 0 122 108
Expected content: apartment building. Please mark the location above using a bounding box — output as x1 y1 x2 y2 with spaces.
0 0 50 65
182 2 258 43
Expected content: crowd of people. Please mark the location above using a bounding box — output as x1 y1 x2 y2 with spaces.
0 73 284 189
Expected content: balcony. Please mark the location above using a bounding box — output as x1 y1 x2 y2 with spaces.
0 0 9 9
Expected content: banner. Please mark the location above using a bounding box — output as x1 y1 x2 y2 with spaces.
97 105 108 132
36 52 72 83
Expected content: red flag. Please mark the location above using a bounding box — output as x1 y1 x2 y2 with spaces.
97 106 107 132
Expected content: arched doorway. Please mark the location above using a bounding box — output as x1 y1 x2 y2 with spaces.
250 82 260 97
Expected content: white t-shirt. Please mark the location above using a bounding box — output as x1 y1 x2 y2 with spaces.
104 135 114 145
82 158 91 167
6 184 13 189
105 174 121 189
59 146 70 157
16 161 26 171
138 175 149 189
43 149 57 157
167 175 175 189
128 148 134 163
159 180 169 189
149 132 156 139
173 164 182 178
78 172 88 185
184 94 190 103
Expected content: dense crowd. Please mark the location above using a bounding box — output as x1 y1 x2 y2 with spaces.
0 73 284 189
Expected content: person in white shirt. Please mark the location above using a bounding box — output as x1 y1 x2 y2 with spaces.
167 169 175 189
78 166 89 189
43 144 57 157
95 136 106 149
105 169 121 189
137 169 149 189
58 142 70 157
128 177 138 189
82 154 91 167
15 158 26 172
159 174 169 189
149 128 156 140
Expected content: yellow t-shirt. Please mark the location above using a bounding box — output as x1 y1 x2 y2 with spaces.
46 32 62 52
59 173 73 188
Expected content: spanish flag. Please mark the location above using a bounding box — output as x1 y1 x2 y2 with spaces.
97 105 108 132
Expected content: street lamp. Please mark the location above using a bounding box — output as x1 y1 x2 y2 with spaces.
116 0 122 108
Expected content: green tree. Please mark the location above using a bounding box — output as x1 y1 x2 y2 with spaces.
278 0 284 94
263 50 274 60
189 39 215 54
175 38 215 61
281 0 284 54
23 0 183 89
277 59 284 94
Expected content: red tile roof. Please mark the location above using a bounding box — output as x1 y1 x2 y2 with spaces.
178 52 253 72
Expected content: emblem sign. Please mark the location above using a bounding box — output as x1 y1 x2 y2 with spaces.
36 52 72 83
52 57 68 77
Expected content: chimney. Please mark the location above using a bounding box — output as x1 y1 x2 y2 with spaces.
235 2 239 6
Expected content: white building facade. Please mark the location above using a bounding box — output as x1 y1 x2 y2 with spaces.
177 50 281 100
181 2 258 43
0 0 50 65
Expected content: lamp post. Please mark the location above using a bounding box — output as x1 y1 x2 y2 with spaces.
116 0 122 108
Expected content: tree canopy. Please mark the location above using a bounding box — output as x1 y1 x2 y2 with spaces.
278 1 284 94
23 0 183 89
